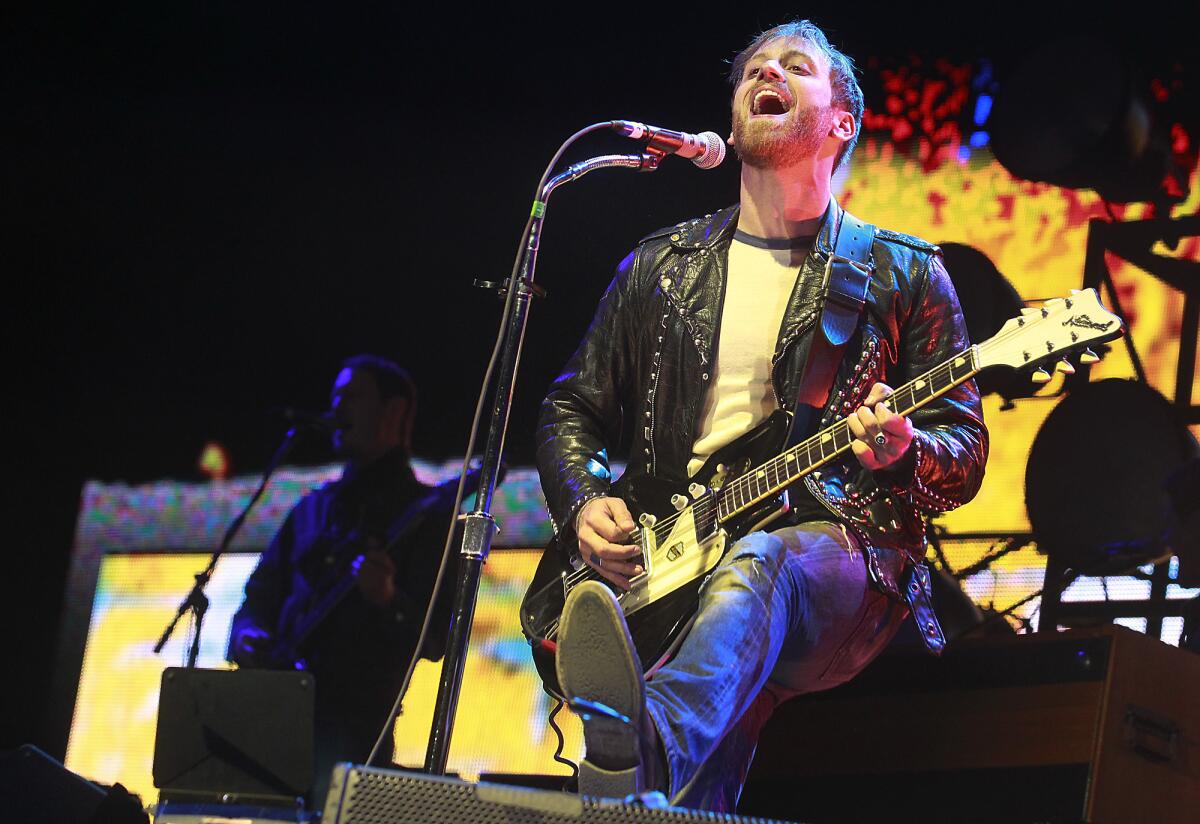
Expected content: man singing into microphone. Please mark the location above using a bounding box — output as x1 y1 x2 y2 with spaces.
537 20 988 811
228 354 452 807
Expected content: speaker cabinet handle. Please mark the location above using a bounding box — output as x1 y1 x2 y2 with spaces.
1122 703 1179 763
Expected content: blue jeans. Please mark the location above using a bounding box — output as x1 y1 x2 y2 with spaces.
642 520 906 812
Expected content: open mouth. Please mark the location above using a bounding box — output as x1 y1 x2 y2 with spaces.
751 87 790 116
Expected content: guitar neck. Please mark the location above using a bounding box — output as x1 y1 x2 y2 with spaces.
716 346 980 522
271 478 468 666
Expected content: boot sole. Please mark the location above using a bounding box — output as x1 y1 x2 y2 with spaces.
556 581 646 796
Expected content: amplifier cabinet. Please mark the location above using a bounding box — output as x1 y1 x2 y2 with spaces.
322 764 799 824
740 626 1199 823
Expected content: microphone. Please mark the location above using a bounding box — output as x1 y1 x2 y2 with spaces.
610 121 726 170
274 407 340 432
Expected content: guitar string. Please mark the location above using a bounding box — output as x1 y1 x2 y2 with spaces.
561 495 719 588
555 346 964 590
719 350 972 518
562 344 980 589
564 340 983 588
717 300 1101 518
557 301 1101 591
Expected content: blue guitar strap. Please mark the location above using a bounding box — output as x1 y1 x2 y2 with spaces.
788 206 875 442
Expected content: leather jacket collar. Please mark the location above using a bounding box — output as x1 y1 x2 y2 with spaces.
666 200 838 259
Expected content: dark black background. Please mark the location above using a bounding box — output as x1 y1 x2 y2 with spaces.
4 2 1194 755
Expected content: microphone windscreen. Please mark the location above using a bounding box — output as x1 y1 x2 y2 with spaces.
693 132 726 170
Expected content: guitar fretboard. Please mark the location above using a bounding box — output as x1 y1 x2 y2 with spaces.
714 347 979 522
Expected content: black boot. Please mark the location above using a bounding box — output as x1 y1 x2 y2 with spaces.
556 581 665 800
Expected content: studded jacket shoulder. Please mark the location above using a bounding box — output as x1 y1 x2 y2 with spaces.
535 201 988 597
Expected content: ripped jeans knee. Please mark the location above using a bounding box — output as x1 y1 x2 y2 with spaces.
701 530 787 598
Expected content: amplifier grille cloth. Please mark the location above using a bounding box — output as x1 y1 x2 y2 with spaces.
324 764 796 824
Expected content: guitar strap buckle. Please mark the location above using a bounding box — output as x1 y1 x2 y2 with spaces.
821 253 873 347
820 201 875 349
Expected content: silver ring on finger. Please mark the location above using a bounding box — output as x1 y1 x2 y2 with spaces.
597 556 603 569
875 433 887 447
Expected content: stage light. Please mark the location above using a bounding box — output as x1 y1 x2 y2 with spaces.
989 35 1181 204
198 441 230 480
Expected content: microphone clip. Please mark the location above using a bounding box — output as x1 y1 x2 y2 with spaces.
639 148 667 172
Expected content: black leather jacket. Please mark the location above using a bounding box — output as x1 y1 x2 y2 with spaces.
536 201 988 598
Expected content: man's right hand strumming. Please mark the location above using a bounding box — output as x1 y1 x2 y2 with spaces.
576 496 644 591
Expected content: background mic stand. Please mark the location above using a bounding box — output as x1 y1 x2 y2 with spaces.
422 138 666 775
153 426 303 667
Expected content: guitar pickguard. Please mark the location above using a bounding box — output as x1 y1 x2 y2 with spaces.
619 512 727 617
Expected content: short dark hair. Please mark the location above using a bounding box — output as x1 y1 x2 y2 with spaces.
729 19 864 171
341 353 417 449
341 353 417 403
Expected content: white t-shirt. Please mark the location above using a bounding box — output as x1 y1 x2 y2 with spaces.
687 229 816 476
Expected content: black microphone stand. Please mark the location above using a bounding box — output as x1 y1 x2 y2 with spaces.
423 137 667 774
154 426 304 667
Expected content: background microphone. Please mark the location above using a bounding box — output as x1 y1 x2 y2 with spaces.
273 407 340 431
610 121 726 169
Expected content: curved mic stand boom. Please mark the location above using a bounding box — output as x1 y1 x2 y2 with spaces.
423 135 668 774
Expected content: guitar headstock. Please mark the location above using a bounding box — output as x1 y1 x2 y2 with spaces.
975 288 1125 380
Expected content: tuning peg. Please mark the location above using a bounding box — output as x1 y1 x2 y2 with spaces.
1055 358 1076 375
1031 368 1052 384
1079 349 1100 364
688 482 707 499
670 493 689 511
638 512 657 528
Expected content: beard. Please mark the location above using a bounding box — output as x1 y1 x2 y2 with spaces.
732 104 832 169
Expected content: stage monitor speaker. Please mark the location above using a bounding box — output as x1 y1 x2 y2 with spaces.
152 667 314 804
0 744 148 824
322 764 799 824
740 625 1199 824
